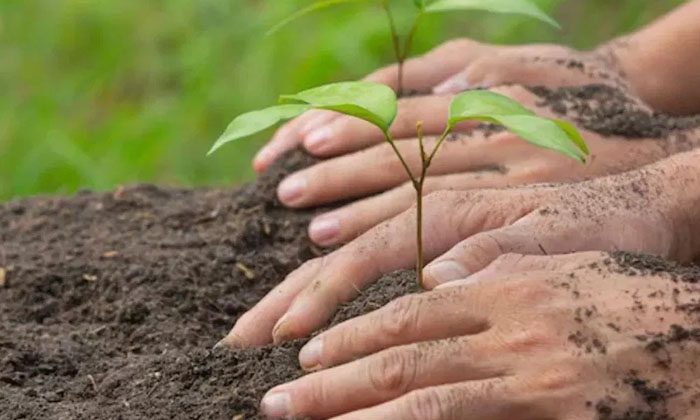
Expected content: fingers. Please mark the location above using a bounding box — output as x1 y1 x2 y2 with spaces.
308 171 510 247
438 251 608 290
329 378 537 420
301 94 461 157
297 287 491 371
433 49 599 95
262 334 507 419
253 110 339 173
422 214 553 289
216 259 327 347
277 129 514 209
269 189 538 344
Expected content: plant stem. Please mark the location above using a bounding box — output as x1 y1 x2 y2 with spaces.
426 126 452 166
384 132 417 183
380 1 404 95
415 121 427 287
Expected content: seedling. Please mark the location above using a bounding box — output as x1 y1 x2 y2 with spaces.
267 0 560 95
210 0 588 287
209 82 588 286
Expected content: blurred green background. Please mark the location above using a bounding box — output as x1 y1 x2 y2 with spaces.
0 0 685 200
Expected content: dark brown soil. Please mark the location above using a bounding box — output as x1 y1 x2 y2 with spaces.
528 84 700 139
0 151 419 420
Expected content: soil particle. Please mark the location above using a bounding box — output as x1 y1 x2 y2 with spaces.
607 251 700 284
528 84 700 139
595 371 677 420
0 150 419 420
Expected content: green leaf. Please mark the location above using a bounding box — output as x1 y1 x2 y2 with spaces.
425 0 560 28
279 81 397 132
449 89 535 119
266 0 369 36
413 0 426 10
552 118 590 155
208 104 310 155
448 90 588 162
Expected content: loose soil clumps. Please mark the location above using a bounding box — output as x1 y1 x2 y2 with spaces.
0 151 419 420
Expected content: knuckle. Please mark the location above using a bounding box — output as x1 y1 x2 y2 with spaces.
461 232 507 266
369 347 420 393
530 366 581 392
502 278 555 304
402 388 449 420
303 376 332 408
491 253 527 270
501 323 556 354
381 295 422 339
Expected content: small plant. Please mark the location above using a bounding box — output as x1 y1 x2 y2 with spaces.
209 82 588 286
210 0 589 287
267 0 560 95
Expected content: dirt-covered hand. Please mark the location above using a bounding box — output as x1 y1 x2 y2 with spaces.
252 38 627 174
259 251 700 420
218 149 700 347
294 84 700 247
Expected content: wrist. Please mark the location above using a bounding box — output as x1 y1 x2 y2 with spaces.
594 35 669 110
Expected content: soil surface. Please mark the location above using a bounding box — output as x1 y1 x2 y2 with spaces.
0 151 419 420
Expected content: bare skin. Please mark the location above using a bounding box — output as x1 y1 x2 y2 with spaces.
218 146 700 348
258 251 700 420
251 0 700 247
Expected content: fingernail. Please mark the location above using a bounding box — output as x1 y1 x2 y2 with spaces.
212 339 226 350
309 217 340 245
253 147 273 171
272 314 292 345
212 331 247 349
277 176 307 204
304 126 333 153
299 338 323 370
260 391 291 418
424 261 469 284
433 76 470 94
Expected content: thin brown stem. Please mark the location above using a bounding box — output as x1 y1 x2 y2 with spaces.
384 132 417 184
426 126 452 167
415 121 428 287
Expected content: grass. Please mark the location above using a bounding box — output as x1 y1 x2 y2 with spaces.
0 0 685 200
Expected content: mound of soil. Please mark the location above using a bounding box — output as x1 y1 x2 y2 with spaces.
0 151 419 420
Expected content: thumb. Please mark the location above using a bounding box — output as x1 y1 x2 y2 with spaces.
422 215 551 289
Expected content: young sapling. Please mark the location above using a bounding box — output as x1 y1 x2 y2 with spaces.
209 82 588 287
211 0 588 287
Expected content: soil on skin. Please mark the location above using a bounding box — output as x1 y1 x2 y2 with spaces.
0 150 419 420
528 84 700 140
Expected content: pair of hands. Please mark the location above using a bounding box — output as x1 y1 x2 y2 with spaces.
253 38 672 247
221 38 700 418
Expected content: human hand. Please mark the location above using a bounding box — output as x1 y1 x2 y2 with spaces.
219 148 700 347
259 251 700 420
252 38 627 173
283 83 695 247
